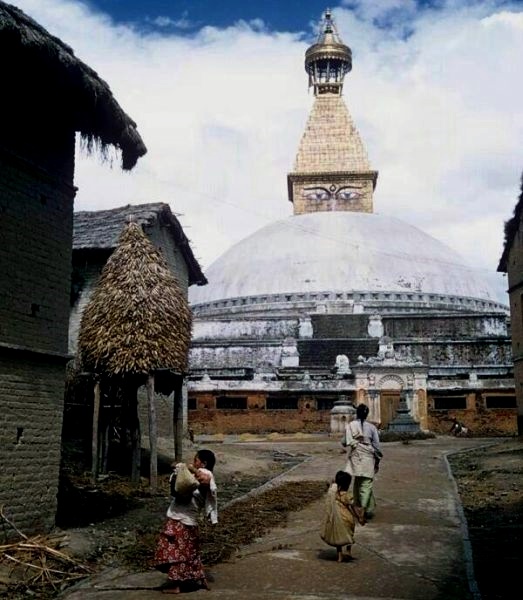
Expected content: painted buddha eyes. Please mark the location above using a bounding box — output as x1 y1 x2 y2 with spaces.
304 187 331 201
337 187 362 201
303 185 363 202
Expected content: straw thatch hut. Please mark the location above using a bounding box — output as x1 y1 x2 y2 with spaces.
77 220 193 487
498 173 523 435
0 1 146 538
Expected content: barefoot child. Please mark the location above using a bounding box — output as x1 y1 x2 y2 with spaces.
320 470 365 562
155 449 218 594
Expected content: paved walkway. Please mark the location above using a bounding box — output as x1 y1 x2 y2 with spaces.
61 437 491 600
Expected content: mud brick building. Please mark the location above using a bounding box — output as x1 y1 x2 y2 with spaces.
0 1 145 537
188 11 516 436
498 175 523 434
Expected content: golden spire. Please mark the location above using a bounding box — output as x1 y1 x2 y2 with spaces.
286 9 377 215
305 8 352 96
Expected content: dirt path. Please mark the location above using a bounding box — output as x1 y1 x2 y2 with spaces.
2 434 521 600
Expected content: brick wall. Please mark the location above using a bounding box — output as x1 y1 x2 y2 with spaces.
188 408 330 435
0 151 74 354
0 352 66 536
506 225 523 432
0 138 75 538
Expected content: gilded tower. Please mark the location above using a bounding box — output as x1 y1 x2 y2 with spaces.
288 10 378 215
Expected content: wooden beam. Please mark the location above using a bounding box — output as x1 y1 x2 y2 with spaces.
147 373 158 492
173 376 184 462
91 379 100 484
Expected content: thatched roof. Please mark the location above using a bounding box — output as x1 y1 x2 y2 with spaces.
78 221 192 376
498 172 523 273
73 203 207 286
0 1 146 169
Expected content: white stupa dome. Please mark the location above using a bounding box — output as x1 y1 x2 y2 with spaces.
190 212 505 316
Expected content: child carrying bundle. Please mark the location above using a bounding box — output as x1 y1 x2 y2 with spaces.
320 470 366 562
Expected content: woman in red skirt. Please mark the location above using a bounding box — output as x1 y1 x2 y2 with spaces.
155 449 218 594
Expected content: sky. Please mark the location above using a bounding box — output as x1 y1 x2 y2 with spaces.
12 0 523 302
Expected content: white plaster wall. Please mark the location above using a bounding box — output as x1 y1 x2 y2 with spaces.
192 319 298 341
189 345 282 369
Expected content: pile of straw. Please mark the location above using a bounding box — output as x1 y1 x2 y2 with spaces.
78 222 192 375
0 508 91 593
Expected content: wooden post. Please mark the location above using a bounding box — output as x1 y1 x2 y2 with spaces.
173 376 184 463
147 373 158 492
91 379 101 484
130 384 141 485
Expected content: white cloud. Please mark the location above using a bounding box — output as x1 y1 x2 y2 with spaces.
12 0 523 303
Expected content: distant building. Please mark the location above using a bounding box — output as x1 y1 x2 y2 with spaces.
0 2 146 537
187 11 516 436
498 175 523 435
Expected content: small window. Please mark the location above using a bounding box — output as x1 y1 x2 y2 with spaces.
188 397 196 410
433 396 467 410
485 396 517 409
216 396 247 410
266 396 298 410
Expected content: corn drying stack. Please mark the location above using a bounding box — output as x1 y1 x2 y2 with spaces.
77 221 192 376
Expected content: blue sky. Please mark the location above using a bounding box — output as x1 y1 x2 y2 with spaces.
84 0 331 33
82 1 523 35
12 1 523 302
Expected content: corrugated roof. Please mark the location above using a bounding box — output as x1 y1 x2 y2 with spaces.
74 203 207 286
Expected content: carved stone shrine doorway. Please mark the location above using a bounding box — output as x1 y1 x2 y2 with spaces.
379 390 401 429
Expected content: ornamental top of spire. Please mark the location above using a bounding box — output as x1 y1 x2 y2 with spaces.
305 9 352 96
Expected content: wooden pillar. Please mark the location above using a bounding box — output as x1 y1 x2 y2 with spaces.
91 378 101 484
147 373 158 492
130 384 141 485
173 376 184 462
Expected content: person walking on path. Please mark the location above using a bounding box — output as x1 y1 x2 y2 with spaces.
154 449 218 594
343 403 382 519
320 470 366 562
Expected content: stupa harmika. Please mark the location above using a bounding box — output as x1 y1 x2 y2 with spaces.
187 10 516 436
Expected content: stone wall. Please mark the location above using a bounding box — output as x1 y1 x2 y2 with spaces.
190 344 283 369
192 318 299 341
311 313 370 338
395 340 513 366
384 313 508 339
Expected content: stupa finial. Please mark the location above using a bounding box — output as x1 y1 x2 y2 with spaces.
305 9 352 96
